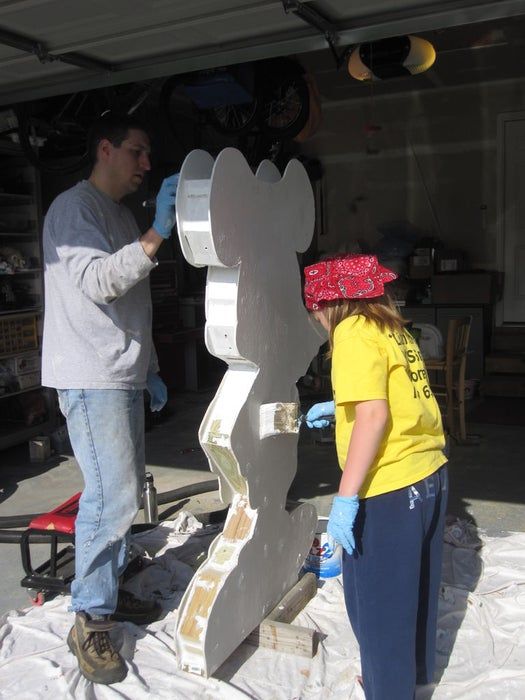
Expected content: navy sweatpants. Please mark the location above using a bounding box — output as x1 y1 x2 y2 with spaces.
343 466 448 700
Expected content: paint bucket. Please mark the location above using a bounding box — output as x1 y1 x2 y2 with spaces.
303 517 342 578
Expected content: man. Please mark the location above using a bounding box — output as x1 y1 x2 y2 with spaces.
42 113 179 685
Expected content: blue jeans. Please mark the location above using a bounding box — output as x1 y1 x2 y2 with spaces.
57 389 145 616
343 466 448 700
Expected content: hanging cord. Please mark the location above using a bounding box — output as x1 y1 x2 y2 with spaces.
364 47 383 156
407 135 443 238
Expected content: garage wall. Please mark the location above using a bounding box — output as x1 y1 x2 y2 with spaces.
298 76 525 269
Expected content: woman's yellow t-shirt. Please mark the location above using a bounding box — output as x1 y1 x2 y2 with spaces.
331 315 447 499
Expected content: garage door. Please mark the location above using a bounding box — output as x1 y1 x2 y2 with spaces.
0 0 524 105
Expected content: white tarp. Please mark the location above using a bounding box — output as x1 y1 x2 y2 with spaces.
0 515 524 699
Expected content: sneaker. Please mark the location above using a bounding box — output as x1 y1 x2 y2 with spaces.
111 589 161 625
67 612 127 685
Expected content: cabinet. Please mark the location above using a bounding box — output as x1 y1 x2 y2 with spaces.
403 305 488 379
0 142 53 450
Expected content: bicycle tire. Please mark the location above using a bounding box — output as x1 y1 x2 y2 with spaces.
16 105 91 175
207 98 260 135
258 73 310 140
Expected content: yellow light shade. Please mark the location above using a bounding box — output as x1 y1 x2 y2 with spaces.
348 35 436 81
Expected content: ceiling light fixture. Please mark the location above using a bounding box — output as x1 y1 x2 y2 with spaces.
348 35 436 81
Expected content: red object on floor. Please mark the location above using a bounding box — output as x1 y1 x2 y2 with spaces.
28 492 81 534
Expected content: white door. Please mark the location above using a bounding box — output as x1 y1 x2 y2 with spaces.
501 116 525 324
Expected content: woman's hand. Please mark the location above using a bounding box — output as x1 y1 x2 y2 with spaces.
305 400 335 428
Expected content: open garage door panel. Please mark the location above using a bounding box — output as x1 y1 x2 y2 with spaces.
0 1 524 105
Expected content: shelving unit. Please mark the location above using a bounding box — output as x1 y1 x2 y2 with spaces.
0 141 53 450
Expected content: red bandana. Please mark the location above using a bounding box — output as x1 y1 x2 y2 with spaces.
304 254 397 310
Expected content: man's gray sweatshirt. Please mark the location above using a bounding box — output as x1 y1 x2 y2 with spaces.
42 180 158 390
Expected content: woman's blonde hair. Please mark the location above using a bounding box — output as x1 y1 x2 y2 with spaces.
320 294 407 354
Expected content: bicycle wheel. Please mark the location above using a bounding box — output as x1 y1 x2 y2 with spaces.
207 98 260 135
104 82 153 118
16 92 104 174
259 73 310 140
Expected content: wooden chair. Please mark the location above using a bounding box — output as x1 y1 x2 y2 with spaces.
426 316 472 442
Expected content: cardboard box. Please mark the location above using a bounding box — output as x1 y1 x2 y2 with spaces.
0 314 38 355
408 249 432 279
16 370 40 390
434 249 466 273
1 352 40 375
431 273 496 304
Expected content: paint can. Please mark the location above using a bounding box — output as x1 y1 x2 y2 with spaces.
303 517 342 578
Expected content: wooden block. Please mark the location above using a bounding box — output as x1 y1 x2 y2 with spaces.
266 572 318 623
245 573 319 657
246 619 317 657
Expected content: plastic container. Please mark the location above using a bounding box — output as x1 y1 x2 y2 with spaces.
303 516 342 578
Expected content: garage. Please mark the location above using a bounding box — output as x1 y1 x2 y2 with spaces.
0 1 524 697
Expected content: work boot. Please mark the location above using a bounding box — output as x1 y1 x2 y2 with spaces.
111 588 161 625
67 612 127 685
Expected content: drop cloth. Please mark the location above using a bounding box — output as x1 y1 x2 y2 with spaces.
0 516 524 699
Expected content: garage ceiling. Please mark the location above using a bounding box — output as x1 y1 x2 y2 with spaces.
0 0 524 106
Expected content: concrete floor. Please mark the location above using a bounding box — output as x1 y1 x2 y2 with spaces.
1 390 524 615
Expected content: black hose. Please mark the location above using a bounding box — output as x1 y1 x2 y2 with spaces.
0 477 219 532
156 478 218 506
0 513 41 529
0 529 72 544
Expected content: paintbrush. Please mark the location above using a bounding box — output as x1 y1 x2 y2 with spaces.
259 401 335 439
259 402 303 439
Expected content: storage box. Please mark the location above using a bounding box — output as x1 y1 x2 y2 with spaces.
0 314 38 355
408 248 432 279
16 370 40 390
1 352 40 375
431 273 496 304
434 249 466 273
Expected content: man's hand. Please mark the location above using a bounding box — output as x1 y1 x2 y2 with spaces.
146 372 167 411
152 173 179 238
327 495 359 555
305 400 335 428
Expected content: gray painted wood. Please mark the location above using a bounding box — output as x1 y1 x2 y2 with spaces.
174 148 323 677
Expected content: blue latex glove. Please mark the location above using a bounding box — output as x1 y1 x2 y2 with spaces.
152 173 179 238
327 495 360 555
146 372 167 412
305 400 335 428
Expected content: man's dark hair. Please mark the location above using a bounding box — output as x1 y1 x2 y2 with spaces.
87 112 151 164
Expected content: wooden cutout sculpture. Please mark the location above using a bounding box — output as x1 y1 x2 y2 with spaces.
174 148 323 677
